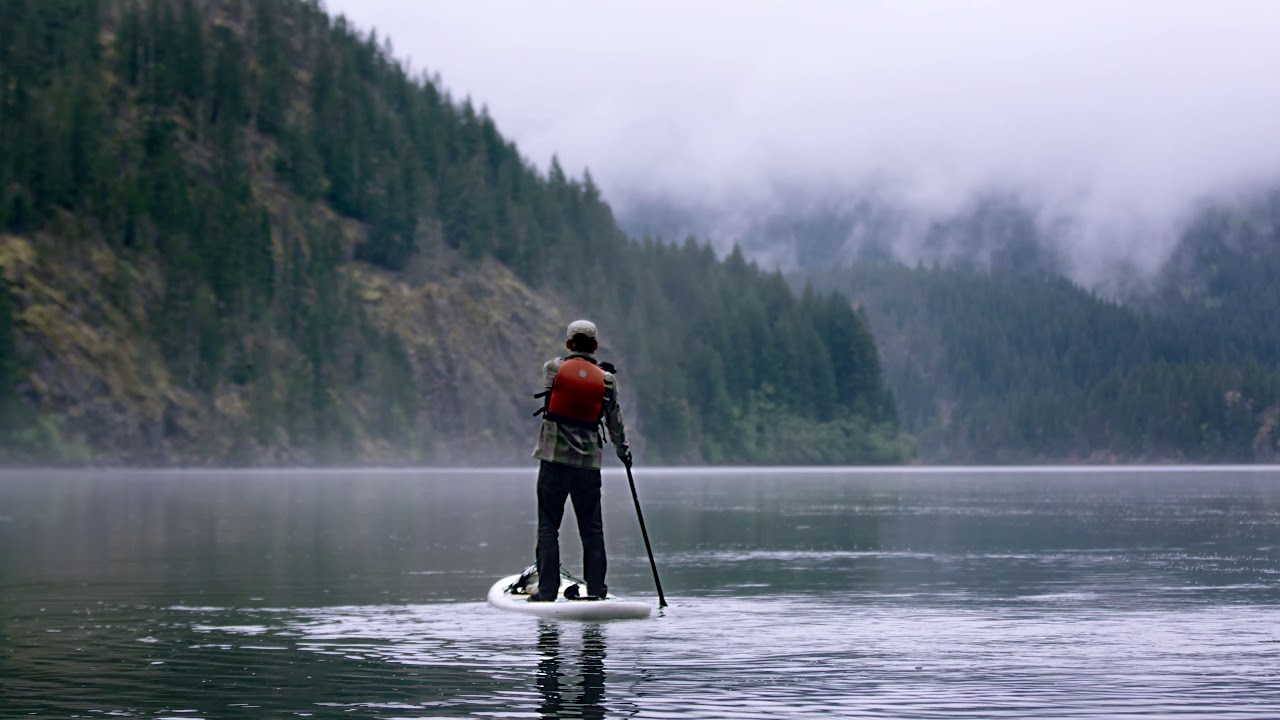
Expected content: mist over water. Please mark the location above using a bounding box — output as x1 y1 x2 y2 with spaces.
3 467 1280 718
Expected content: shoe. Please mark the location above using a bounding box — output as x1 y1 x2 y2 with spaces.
526 591 556 602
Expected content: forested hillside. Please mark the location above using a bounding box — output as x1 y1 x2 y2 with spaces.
805 263 1280 463
0 0 903 465
1151 191 1280 346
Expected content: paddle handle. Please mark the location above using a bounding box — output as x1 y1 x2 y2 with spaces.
625 461 668 608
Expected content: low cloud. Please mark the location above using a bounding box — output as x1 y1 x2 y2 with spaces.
326 0 1280 284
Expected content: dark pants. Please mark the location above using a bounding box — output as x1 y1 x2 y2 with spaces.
536 461 607 598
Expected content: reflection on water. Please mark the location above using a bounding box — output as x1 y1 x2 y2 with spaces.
2 467 1280 718
538 623 607 720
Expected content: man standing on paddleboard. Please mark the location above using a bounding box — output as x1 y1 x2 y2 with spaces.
529 319 631 602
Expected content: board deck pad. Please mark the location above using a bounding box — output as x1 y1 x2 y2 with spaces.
487 568 653 620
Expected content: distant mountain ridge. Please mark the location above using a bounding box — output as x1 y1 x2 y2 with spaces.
1147 189 1280 346
620 190 1064 276
617 187 1217 298
621 172 1280 462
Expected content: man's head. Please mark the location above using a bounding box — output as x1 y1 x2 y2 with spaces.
565 319 598 353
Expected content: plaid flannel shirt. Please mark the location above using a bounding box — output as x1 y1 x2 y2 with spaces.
531 352 628 469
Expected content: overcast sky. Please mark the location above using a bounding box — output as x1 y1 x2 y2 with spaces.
324 1 1280 278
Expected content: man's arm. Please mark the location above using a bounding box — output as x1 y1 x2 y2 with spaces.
603 375 629 463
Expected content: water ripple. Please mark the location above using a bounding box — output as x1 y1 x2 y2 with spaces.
6 468 1280 718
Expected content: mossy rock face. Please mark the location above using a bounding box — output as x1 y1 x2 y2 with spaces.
0 235 36 281
2 233 202 464
3 218 584 465
348 259 569 465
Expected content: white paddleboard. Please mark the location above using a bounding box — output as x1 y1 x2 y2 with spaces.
487 570 653 620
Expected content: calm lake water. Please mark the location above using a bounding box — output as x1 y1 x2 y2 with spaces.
3 466 1280 719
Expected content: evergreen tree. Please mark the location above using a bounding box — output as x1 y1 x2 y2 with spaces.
0 279 20 438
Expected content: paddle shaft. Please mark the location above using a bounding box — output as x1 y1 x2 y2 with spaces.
625 461 668 608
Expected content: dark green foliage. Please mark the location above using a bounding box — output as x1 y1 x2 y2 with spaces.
612 239 900 463
0 279 20 437
1151 191 1280 348
806 263 1280 463
0 0 903 465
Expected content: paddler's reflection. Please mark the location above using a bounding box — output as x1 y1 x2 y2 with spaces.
535 622 607 719
579 625 606 715
536 623 562 717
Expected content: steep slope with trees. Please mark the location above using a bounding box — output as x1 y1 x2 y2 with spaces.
1150 191 1280 347
805 263 1280 463
0 0 903 465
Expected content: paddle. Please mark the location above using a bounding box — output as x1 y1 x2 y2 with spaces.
624 459 668 608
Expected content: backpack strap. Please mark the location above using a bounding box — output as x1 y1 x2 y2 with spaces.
532 389 551 417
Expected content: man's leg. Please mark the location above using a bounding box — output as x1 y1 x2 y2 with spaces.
535 461 571 598
568 466 607 598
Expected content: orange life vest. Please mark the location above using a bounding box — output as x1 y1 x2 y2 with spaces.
538 358 607 428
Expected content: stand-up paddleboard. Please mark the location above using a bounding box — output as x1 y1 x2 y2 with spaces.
487 567 652 620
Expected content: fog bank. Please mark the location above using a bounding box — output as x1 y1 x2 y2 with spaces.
325 1 1280 284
